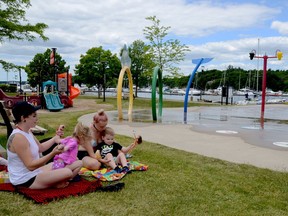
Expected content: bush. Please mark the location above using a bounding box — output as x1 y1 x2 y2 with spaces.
0 84 9 92
0 84 17 92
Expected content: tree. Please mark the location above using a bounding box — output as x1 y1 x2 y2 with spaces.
143 15 190 76
0 0 48 70
25 49 68 88
74 47 121 98
120 40 155 97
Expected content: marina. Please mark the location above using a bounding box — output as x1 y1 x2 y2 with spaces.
84 89 287 104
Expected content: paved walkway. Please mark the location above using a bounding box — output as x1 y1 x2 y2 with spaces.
78 109 288 172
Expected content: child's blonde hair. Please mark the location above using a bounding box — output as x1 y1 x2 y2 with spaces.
73 122 92 142
103 127 115 137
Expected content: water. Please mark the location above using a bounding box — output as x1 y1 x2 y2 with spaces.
85 91 287 104
188 106 288 151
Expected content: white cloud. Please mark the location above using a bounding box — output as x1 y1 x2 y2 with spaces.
181 37 288 74
0 0 287 81
167 2 279 37
271 21 288 35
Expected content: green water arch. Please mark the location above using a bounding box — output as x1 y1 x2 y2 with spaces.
151 67 163 121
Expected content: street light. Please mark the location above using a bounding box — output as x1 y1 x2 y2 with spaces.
50 48 57 83
249 49 256 60
101 61 109 102
18 68 22 93
249 49 283 128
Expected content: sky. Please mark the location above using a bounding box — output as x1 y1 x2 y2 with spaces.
1 0 288 82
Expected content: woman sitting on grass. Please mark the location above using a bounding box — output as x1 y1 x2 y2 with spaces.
7 101 82 189
78 109 109 170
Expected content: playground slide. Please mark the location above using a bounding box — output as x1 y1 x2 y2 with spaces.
66 86 81 107
44 94 64 111
70 86 80 99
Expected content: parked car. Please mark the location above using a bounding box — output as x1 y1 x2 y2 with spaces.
171 88 185 95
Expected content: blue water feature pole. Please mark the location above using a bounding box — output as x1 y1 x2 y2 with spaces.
184 58 213 123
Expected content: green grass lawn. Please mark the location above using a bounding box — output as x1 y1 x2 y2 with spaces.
0 97 288 215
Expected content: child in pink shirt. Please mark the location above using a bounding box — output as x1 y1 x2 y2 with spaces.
52 122 92 169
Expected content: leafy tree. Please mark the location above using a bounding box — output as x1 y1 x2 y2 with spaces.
0 0 48 70
161 66 288 92
0 60 23 72
275 70 288 92
74 46 121 98
0 60 24 92
267 70 285 91
143 15 190 76
25 49 68 89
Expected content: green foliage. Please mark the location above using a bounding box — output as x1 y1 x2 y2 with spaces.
25 49 68 87
0 84 17 92
143 15 190 75
0 0 48 70
121 40 156 94
267 69 286 91
74 46 121 91
162 67 288 92
0 0 48 43
0 60 23 73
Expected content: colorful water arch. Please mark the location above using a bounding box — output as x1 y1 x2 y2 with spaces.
151 66 163 121
184 58 213 123
117 66 134 120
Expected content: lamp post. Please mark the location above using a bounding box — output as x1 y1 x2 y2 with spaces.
101 61 109 102
50 48 57 84
66 66 70 97
249 49 283 128
38 60 43 94
18 68 22 93
103 67 106 102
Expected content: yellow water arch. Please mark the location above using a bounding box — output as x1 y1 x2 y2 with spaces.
117 66 134 120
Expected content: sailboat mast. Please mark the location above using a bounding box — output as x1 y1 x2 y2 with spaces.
238 72 241 89
249 70 251 89
256 38 260 92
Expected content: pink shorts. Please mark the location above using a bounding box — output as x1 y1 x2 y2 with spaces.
52 160 66 170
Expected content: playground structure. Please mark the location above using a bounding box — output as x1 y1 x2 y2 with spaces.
0 88 43 109
0 72 80 111
42 80 65 111
57 73 81 107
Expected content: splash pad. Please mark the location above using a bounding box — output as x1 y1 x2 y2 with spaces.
108 105 288 151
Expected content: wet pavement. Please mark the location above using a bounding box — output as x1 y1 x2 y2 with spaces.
106 105 288 151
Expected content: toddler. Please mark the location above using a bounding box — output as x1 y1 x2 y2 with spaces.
52 122 92 169
95 127 141 173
